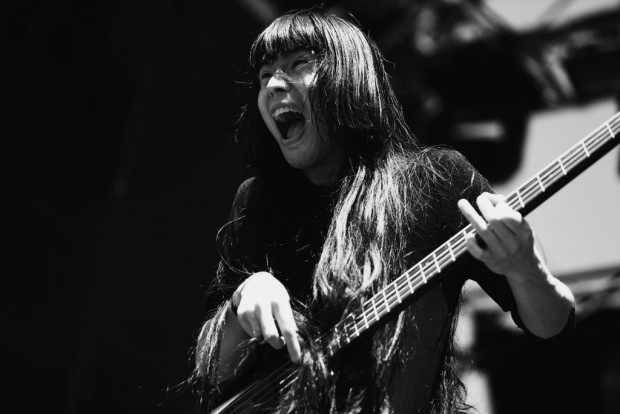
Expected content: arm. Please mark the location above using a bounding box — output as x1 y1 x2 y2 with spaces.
197 272 302 384
230 271 302 361
195 301 252 384
458 192 575 338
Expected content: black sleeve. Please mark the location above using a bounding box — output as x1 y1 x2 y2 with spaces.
203 177 260 313
433 149 574 340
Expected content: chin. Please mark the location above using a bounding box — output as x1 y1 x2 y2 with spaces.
282 155 312 171
283 159 307 170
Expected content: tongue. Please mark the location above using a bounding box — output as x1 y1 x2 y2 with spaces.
276 112 305 139
276 111 303 123
285 119 305 139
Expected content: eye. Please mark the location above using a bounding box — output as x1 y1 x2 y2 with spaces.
292 57 309 69
259 70 272 82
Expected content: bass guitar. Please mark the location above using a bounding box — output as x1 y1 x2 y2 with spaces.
211 110 620 413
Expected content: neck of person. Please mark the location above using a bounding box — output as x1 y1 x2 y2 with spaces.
302 158 344 186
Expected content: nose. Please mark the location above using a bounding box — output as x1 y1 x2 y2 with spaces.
265 69 290 93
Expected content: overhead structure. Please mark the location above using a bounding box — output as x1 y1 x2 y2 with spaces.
241 0 620 181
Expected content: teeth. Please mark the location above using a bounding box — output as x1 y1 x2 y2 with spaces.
272 107 301 119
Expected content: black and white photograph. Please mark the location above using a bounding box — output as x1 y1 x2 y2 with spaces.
3 1 620 413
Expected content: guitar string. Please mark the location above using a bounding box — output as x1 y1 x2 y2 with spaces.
221 302 352 412
374 116 620 334
220 360 296 414
337 115 620 344
230 357 303 413
220 324 339 412
218 113 620 412
294 112 620 359
508 114 620 215
222 115 620 412
284 112 620 400
504 116 617 213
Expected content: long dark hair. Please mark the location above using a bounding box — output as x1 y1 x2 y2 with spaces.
204 8 469 413
239 7 420 178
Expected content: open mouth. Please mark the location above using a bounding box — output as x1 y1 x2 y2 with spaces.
273 108 306 139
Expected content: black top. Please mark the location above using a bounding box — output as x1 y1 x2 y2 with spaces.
206 148 573 413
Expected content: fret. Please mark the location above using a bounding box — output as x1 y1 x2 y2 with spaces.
564 146 580 168
270 118 620 411
536 175 545 192
313 112 620 364
362 309 369 329
541 165 557 185
433 253 441 273
340 326 349 344
581 141 590 157
448 241 456 262
334 326 341 348
516 189 525 208
405 271 414 293
558 158 567 175
327 343 335 356
419 263 427 283
394 282 402 304
462 228 469 242
382 290 390 312
371 298 380 321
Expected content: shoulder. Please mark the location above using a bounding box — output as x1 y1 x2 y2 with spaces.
235 176 259 199
417 146 492 199
417 146 479 176
399 146 493 233
234 176 268 203
396 146 491 198
229 176 263 219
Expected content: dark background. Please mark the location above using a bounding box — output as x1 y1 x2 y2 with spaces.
2 1 620 413
3 1 255 412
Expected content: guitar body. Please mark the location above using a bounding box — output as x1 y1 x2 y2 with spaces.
211 379 266 414
210 347 291 414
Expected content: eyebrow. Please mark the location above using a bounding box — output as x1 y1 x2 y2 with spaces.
259 49 314 68
258 56 274 67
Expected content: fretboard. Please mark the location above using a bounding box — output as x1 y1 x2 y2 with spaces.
325 111 620 356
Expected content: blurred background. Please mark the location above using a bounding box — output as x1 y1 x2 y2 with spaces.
2 0 620 413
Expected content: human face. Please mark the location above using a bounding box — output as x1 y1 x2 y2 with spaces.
257 49 343 185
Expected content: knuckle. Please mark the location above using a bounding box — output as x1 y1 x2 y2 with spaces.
253 271 271 282
283 330 297 343
278 321 295 335
263 331 277 341
486 218 498 228
504 216 517 226
279 286 290 298
236 304 251 318
264 333 283 348
274 291 290 305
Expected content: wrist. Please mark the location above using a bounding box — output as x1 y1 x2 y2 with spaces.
506 260 550 290
230 277 251 316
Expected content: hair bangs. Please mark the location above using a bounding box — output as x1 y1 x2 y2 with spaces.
249 12 327 71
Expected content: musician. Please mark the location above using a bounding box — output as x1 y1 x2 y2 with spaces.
194 8 575 413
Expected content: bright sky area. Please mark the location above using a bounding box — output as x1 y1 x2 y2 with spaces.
485 0 620 276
